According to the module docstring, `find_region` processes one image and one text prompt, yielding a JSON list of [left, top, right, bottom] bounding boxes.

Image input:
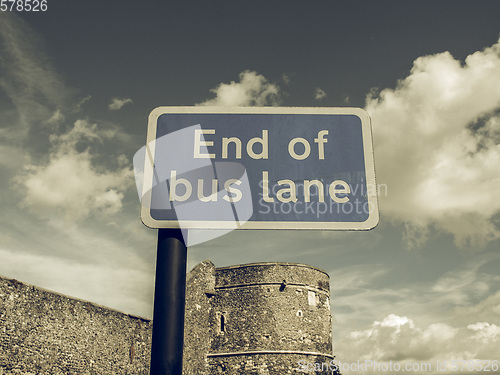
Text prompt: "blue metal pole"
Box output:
[[150, 229, 187, 375]]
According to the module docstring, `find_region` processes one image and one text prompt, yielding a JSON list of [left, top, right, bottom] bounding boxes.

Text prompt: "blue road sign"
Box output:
[[138, 107, 378, 230]]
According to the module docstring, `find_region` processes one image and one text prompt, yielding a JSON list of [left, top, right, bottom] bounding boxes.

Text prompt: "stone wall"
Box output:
[[207, 353, 337, 375], [0, 277, 152, 375], [213, 263, 332, 354], [183, 260, 216, 375], [185, 262, 336, 374]]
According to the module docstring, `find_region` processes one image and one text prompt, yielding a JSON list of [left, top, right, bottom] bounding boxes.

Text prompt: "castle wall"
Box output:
[[0, 277, 152, 375]]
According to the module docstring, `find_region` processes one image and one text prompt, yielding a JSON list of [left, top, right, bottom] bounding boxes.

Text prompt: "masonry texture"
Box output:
[[184, 261, 336, 375], [0, 277, 152, 375], [1, 261, 337, 374]]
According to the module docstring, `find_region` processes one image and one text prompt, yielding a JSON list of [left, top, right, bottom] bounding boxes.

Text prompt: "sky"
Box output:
[[1, 1, 500, 373]]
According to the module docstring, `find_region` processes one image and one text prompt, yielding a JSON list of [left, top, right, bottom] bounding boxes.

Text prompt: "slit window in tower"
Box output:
[[220, 314, 225, 333]]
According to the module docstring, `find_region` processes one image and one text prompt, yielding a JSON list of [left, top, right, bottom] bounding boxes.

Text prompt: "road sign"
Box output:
[[138, 106, 378, 230]]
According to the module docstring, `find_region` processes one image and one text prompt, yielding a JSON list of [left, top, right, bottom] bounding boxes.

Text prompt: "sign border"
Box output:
[[141, 106, 379, 231]]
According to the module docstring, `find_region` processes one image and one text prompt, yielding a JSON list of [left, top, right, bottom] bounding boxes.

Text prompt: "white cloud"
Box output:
[[467, 322, 500, 343], [198, 70, 281, 106], [74, 95, 92, 112], [366, 38, 500, 249], [108, 97, 133, 110], [43, 109, 65, 129], [0, 16, 134, 223], [334, 257, 500, 372], [338, 314, 500, 374], [16, 119, 133, 221], [454, 290, 500, 324], [314, 87, 327, 100], [431, 262, 494, 305], [331, 254, 500, 361]]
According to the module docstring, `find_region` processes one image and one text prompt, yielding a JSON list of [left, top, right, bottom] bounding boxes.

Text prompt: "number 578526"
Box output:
[[1, 0, 48, 12]]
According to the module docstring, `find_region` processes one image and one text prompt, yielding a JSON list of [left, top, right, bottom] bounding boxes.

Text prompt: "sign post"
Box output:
[[150, 229, 187, 375], [136, 106, 379, 375]]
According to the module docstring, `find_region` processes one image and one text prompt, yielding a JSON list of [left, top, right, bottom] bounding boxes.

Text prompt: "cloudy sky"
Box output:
[[1, 1, 500, 373]]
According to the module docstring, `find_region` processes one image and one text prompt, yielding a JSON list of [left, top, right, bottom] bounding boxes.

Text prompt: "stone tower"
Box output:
[[183, 261, 337, 374]]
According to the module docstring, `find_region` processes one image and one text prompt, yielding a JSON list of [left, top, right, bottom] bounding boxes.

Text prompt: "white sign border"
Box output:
[[141, 106, 379, 231]]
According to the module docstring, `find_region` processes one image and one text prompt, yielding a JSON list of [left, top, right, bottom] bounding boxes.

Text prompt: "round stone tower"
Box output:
[[183, 261, 337, 375]]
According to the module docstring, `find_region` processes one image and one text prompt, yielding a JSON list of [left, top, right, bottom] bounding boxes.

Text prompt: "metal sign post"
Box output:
[[150, 229, 187, 375]]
